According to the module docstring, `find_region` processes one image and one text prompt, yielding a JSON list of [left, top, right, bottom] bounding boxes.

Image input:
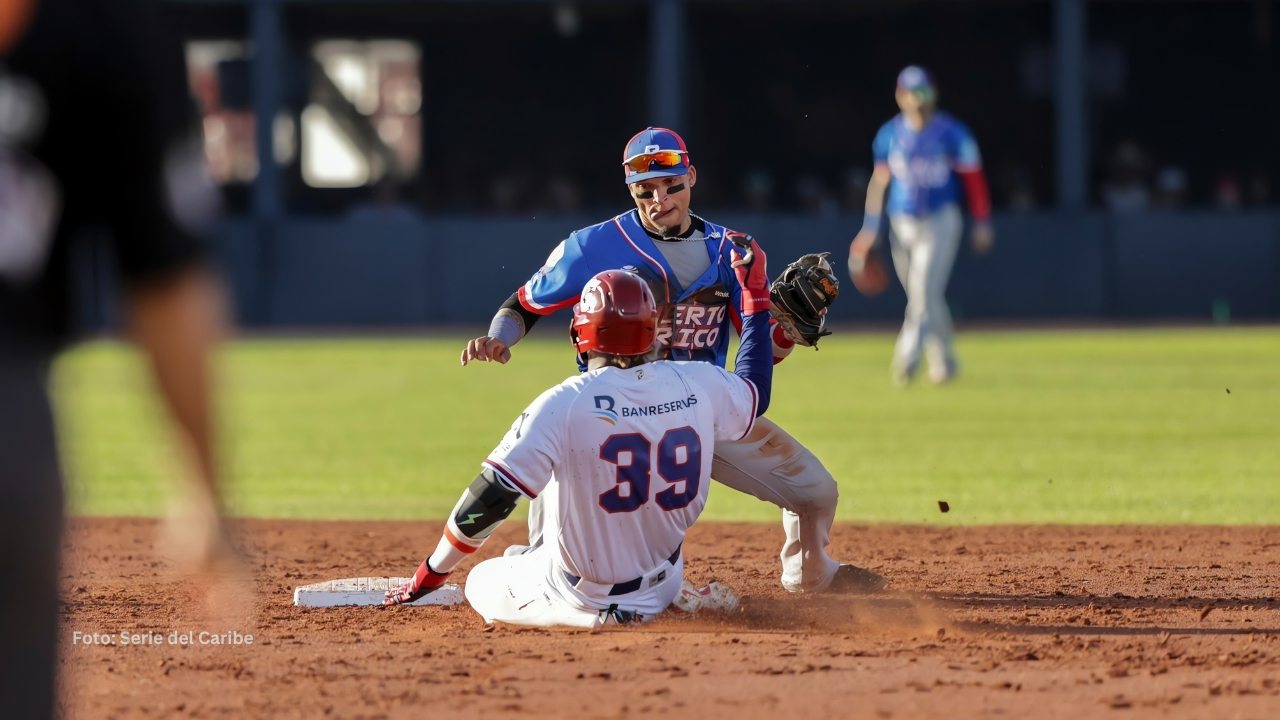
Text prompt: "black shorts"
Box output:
[[0, 355, 65, 720]]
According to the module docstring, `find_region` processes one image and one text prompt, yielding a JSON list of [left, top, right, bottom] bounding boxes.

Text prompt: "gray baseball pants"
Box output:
[[888, 203, 963, 380]]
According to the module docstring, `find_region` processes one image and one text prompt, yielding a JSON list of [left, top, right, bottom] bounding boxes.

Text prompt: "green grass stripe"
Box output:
[[53, 327, 1280, 524]]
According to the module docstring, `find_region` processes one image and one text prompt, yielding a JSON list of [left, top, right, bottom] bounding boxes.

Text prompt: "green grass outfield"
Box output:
[[53, 327, 1280, 524]]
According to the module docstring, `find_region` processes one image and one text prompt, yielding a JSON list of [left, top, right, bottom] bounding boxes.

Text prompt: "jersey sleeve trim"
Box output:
[[482, 458, 539, 499], [518, 284, 577, 315]]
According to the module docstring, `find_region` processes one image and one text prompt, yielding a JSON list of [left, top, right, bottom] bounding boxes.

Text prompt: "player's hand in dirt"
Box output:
[[971, 223, 995, 255], [460, 336, 511, 366], [382, 579, 427, 606], [383, 559, 450, 606]]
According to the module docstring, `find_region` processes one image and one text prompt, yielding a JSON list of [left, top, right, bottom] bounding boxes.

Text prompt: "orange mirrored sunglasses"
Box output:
[[623, 150, 688, 175]]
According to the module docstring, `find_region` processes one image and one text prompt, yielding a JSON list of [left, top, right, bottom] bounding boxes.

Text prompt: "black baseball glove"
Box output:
[[769, 252, 839, 348]]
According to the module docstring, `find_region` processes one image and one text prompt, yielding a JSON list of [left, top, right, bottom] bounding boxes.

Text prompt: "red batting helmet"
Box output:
[[571, 270, 658, 357]]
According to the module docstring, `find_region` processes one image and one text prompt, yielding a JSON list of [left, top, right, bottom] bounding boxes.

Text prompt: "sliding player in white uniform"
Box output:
[[384, 264, 774, 626]]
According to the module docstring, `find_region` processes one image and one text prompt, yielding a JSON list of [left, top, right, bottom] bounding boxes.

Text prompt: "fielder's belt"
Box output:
[[563, 544, 682, 596]]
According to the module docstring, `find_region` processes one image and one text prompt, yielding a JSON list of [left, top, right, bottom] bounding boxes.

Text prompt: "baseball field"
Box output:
[[55, 327, 1280, 718]]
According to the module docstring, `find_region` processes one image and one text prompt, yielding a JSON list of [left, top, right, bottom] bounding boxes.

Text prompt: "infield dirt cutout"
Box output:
[[60, 519, 1279, 718]]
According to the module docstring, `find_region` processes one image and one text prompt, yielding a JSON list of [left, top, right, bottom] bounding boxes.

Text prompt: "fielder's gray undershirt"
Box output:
[[652, 229, 711, 290]]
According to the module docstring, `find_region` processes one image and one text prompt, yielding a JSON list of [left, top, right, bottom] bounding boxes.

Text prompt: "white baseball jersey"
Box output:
[[483, 361, 758, 585]]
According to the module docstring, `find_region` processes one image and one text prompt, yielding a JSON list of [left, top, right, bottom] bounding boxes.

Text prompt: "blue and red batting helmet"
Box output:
[[571, 270, 658, 357], [621, 127, 691, 184]]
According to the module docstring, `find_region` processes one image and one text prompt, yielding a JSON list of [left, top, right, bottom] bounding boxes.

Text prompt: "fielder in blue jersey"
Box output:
[[460, 127, 885, 595], [851, 66, 994, 385], [515, 194, 746, 368]]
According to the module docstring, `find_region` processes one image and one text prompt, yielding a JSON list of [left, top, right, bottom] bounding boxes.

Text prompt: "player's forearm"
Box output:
[[408, 469, 522, 588], [126, 267, 226, 504], [957, 169, 992, 223], [733, 312, 773, 416], [860, 174, 890, 235], [488, 292, 541, 347]]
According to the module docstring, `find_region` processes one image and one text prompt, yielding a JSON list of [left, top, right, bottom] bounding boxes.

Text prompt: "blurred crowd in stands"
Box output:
[[184, 0, 1275, 218], [1099, 139, 1273, 213], [454, 156, 1274, 217]]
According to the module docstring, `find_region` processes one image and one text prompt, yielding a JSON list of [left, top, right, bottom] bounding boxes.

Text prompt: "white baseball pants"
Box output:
[[888, 203, 963, 380], [465, 539, 684, 628], [526, 416, 841, 594], [710, 416, 842, 592]]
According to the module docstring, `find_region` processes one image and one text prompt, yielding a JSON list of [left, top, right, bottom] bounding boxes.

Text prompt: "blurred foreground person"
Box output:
[[2, 0, 235, 716], [850, 66, 994, 385]]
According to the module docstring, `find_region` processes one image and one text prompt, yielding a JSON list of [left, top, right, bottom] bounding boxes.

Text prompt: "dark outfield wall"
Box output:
[[206, 212, 1280, 328]]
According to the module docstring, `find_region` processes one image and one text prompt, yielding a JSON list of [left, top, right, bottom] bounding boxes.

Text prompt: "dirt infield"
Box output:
[[59, 519, 1279, 719]]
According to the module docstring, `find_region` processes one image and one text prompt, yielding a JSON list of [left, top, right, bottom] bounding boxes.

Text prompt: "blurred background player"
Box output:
[[386, 267, 772, 626], [850, 66, 994, 385], [460, 127, 883, 595], [1, 1, 236, 716]]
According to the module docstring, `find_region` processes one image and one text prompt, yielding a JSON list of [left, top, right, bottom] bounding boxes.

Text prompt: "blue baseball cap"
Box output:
[[896, 65, 935, 92], [621, 127, 691, 184]]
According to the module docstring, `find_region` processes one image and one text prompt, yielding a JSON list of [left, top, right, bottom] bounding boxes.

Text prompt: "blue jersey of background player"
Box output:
[[873, 104, 985, 220], [463, 127, 793, 370]]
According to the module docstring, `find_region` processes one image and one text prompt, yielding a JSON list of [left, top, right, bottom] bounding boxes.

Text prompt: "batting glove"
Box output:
[[727, 231, 770, 316]]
